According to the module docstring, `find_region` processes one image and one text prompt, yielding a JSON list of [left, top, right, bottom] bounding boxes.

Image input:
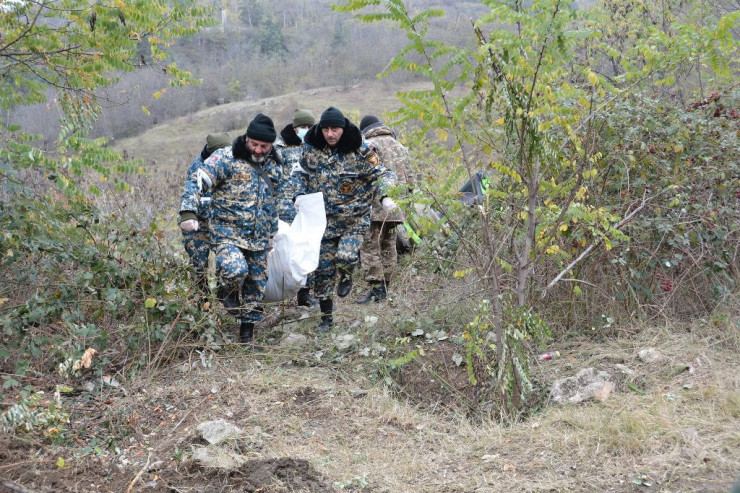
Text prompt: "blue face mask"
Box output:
[[296, 128, 309, 142]]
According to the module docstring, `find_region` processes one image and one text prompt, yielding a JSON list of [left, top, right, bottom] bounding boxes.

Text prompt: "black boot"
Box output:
[[239, 321, 254, 344], [337, 269, 353, 298], [297, 287, 318, 308], [317, 298, 333, 333], [357, 282, 386, 304]]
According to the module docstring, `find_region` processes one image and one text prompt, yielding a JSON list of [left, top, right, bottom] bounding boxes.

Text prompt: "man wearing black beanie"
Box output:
[[179, 113, 284, 346], [293, 106, 398, 332]]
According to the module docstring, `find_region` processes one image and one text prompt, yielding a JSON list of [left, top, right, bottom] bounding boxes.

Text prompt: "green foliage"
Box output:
[[464, 300, 551, 419], [257, 15, 288, 56], [0, 0, 216, 190], [0, 192, 215, 382], [335, 0, 739, 416]]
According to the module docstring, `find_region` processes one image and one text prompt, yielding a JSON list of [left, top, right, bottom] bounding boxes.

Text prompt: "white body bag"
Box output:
[[263, 192, 326, 302]]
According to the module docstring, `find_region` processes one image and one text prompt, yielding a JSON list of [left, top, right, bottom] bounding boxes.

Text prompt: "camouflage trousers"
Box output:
[[360, 221, 398, 284], [182, 225, 211, 293], [215, 244, 268, 322], [314, 234, 364, 299]]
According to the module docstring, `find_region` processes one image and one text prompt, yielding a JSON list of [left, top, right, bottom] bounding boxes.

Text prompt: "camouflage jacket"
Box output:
[[179, 135, 284, 251], [363, 124, 415, 222], [275, 124, 307, 223], [179, 152, 212, 222], [296, 120, 396, 238]]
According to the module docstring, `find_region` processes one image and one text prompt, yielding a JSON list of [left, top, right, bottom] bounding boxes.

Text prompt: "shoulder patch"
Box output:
[[360, 146, 380, 166]]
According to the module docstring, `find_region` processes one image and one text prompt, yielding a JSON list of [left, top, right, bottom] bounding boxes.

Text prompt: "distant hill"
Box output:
[[112, 79, 430, 174]]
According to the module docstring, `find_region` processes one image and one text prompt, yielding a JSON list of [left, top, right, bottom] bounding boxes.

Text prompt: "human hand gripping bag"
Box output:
[[263, 193, 326, 302]]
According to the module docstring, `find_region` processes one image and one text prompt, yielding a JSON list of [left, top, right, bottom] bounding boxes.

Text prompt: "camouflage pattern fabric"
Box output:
[[179, 153, 214, 292], [215, 244, 267, 322], [314, 234, 364, 298], [360, 221, 398, 284], [180, 135, 284, 320], [296, 123, 396, 239], [275, 124, 307, 223], [294, 120, 396, 298], [180, 153, 213, 221], [359, 124, 415, 285], [180, 142, 284, 252], [182, 228, 211, 287], [363, 124, 414, 223]]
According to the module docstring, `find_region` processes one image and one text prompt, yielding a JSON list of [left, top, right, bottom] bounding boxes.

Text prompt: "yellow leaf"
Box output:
[[604, 238, 612, 251], [144, 297, 157, 309], [57, 457, 65, 468], [496, 117, 504, 125], [418, 347, 426, 356], [559, 224, 568, 232], [573, 285, 582, 296], [141, 105, 150, 115], [588, 71, 599, 86], [673, 143, 684, 153]]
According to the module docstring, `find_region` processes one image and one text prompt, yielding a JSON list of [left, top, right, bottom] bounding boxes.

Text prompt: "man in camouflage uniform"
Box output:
[[357, 116, 415, 303], [179, 114, 284, 344], [179, 133, 231, 297], [275, 108, 318, 308], [294, 107, 397, 332]]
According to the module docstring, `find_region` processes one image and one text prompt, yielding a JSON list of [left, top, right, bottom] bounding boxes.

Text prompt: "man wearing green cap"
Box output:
[[179, 133, 231, 297], [275, 108, 320, 308], [179, 114, 285, 345]]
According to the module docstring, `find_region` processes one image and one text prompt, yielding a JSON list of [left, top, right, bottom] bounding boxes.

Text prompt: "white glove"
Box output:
[[382, 197, 398, 212], [180, 219, 199, 232], [294, 195, 304, 213]]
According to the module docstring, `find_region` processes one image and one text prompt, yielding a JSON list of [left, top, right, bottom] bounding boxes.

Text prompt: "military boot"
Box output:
[[296, 287, 318, 308], [317, 298, 333, 333], [239, 321, 254, 344], [357, 282, 387, 304], [337, 268, 353, 298]]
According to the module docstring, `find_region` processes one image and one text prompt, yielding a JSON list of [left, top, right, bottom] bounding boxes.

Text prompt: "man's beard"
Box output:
[[250, 154, 266, 164]]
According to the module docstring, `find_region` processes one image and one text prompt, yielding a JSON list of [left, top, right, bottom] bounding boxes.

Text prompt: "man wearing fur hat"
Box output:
[[295, 106, 397, 332], [275, 108, 319, 308], [179, 114, 284, 344], [179, 133, 231, 297], [357, 115, 415, 303]]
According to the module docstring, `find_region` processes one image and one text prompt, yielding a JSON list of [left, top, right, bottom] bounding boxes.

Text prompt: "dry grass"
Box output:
[[83, 316, 738, 492]]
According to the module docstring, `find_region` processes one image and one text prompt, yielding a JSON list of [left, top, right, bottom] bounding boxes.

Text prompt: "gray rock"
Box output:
[[196, 419, 242, 445], [280, 332, 308, 346], [638, 347, 662, 363], [550, 368, 614, 404], [191, 446, 245, 470]]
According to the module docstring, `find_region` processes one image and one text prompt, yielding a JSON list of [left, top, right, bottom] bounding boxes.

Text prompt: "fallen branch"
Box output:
[[125, 450, 152, 493], [542, 190, 658, 297]]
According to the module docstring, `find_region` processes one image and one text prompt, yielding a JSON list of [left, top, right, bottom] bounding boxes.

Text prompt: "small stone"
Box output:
[[638, 347, 662, 363], [280, 332, 308, 346]]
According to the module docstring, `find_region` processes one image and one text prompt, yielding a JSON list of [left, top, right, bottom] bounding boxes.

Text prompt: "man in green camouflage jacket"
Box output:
[[294, 107, 397, 332], [357, 116, 415, 303]]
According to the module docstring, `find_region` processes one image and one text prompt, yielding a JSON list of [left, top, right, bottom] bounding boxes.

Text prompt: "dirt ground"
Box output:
[[1, 313, 738, 492]]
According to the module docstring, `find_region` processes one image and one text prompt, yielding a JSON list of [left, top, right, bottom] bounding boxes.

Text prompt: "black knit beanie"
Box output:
[[359, 115, 381, 132], [319, 106, 345, 128], [246, 113, 277, 142]]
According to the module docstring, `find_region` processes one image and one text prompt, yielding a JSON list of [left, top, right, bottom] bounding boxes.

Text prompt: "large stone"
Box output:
[[550, 368, 614, 404], [196, 419, 242, 445]]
